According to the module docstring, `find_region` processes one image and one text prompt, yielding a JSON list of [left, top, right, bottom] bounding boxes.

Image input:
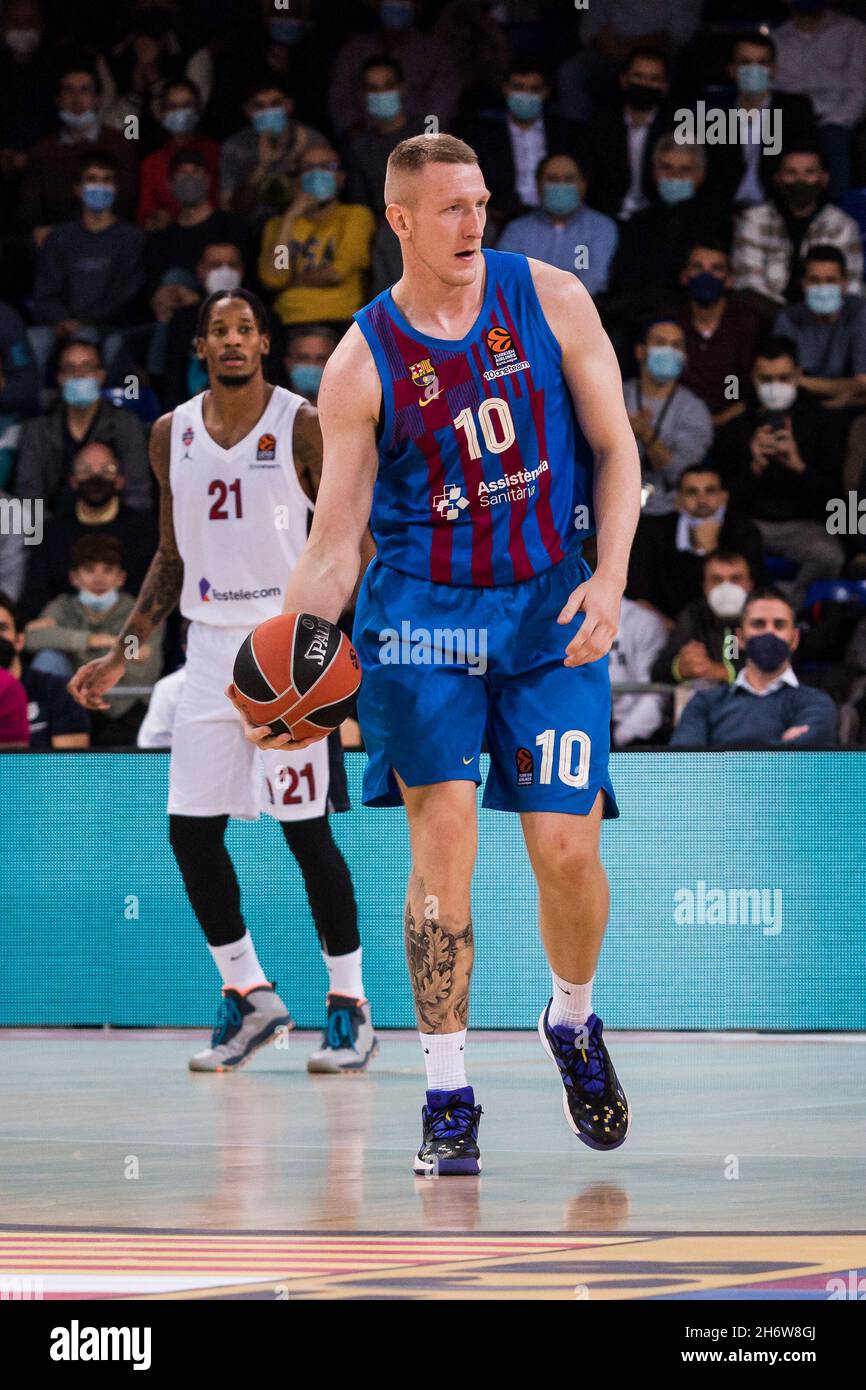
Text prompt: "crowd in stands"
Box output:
[[1, 0, 866, 751]]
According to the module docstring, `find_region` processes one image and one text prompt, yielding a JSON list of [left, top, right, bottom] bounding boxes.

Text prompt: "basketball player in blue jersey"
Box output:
[[69, 289, 378, 1076], [235, 134, 642, 1175]]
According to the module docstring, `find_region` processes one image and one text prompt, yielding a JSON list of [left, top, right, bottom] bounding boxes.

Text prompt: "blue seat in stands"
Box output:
[[839, 189, 866, 252], [764, 555, 798, 581], [803, 579, 866, 609]]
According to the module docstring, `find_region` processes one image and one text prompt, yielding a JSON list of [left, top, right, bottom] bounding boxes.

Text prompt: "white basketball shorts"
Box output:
[[167, 620, 330, 821]]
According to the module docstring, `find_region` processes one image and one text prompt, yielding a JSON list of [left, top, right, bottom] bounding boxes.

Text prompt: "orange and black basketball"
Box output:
[[486, 325, 512, 353], [232, 613, 361, 739]]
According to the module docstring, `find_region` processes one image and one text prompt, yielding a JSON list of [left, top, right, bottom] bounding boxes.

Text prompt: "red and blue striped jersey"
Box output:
[[353, 249, 595, 587]]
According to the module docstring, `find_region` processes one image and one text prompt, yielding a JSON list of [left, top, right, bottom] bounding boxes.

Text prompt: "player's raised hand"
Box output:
[[224, 683, 321, 751], [67, 649, 127, 711], [557, 573, 621, 667]]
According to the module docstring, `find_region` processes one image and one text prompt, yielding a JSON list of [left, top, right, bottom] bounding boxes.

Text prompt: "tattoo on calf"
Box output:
[[404, 882, 473, 1032]]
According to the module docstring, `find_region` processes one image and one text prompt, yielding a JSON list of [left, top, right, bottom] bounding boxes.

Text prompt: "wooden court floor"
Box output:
[[1, 1031, 863, 1300]]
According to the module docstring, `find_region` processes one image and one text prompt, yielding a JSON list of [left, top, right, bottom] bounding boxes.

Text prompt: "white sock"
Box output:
[[420, 1030, 468, 1091], [323, 946, 364, 999], [548, 970, 594, 1029], [208, 933, 269, 993]]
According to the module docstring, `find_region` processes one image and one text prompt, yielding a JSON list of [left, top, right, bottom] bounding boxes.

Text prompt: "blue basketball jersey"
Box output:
[[353, 249, 595, 587]]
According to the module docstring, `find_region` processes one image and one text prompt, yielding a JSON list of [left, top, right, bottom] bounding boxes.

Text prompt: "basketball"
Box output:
[[232, 612, 361, 739], [486, 325, 512, 352]]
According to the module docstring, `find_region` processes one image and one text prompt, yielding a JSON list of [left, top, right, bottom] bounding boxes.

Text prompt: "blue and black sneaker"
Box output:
[[538, 1004, 630, 1151], [413, 1085, 483, 1176]]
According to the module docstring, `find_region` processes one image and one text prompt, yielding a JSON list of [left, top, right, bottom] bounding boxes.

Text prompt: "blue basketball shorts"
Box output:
[[352, 546, 618, 818]]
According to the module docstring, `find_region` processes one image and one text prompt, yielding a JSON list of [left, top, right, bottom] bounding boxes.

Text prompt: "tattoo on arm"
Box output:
[[119, 413, 184, 648], [404, 875, 473, 1033]]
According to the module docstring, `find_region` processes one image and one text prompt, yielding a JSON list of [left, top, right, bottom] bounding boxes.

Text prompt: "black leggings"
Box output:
[[168, 814, 359, 955]]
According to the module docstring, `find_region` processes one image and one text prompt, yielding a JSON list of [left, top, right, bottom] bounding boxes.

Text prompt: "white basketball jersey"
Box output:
[[170, 386, 313, 627]]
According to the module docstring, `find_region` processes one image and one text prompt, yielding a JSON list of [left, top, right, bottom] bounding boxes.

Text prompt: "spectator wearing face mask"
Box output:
[[579, 46, 675, 222], [25, 534, 162, 745], [21, 440, 158, 620], [713, 335, 846, 609], [159, 242, 287, 411], [675, 241, 762, 429], [258, 143, 375, 327], [773, 0, 866, 200], [0, 589, 86, 747], [29, 152, 145, 377], [282, 324, 338, 404], [344, 56, 427, 211], [16, 65, 138, 238], [609, 595, 668, 749], [731, 145, 863, 317], [14, 337, 151, 516], [602, 136, 730, 342], [496, 153, 618, 297], [144, 149, 248, 295], [670, 586, 838, 747], [708, 31, 817, 212], [136, 79, 220, 232], [220, 78, 327, 223], [0, 299, 40, 490], [557, 0, 702, 122], [652, 550, 754, 687], [628, 464, 765, 623], [99, 8, 212, 148], [329, 0, 460, 141], [0, 0, 60, 175], [458, 59, 581, 228], [774, 244, 866, 411], [624, 317, 714, 516]]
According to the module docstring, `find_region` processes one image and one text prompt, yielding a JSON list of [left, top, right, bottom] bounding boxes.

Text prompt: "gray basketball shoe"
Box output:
[[307, 994, 379, 1074], [189, 984, 294, 1072]]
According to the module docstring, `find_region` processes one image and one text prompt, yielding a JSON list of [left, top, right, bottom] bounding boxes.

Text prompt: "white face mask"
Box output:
[[204, 265, 242, 295], [6, 27, 41, 56], [707, 581, 749, 619], [756, 380, 796, 411]]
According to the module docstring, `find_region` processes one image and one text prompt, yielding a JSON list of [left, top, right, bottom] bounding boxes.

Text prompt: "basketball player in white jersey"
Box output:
[[69, 289, 378, 1074]]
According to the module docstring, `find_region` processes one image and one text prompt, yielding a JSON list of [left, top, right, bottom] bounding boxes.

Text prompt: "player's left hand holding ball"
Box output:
[[557, 572, 621, 667], [226, 611, 361, 750]]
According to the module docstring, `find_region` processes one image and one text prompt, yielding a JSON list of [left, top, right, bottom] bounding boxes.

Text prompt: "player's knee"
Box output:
[[168, 814, 227, 861], [414, 803, 476, 866], [531, 824, 601, 885]]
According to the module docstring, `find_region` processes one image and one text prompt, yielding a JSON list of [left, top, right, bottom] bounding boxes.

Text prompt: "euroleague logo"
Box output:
[[483, 324, 529, 382], [256, 432, 276, 461], [515, 746, 534, 787]]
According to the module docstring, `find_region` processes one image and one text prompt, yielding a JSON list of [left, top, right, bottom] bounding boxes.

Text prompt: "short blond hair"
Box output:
[[384, 132, 479, 204]]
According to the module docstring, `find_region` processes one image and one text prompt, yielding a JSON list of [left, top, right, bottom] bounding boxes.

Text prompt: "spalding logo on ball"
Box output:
[[232, 613, 361, 739]]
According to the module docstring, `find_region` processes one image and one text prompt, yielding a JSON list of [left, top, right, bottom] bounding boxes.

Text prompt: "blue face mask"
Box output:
[[746, 632, 790, 672], [78, 587, 119, 612], [736, 63, 771, 95], [507, 90, 543, 122], [62, 376, 102, 407], [686, 271, 726, 306], [162, 106, 198, 135], [290, 363, 324, 397], [366, 88, 402, 121], [252, 105, 288, 137], [380, 1, 414, 32], [268, 16, 304, 45], [658, 177, 695, 205], [645, 345, 685, 383], [301, 167, 337, 202], [805, 282, 843, 315], [541, 182, 580, 217], [59, 107, 97, 129], [81, 182, 116, 212]]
